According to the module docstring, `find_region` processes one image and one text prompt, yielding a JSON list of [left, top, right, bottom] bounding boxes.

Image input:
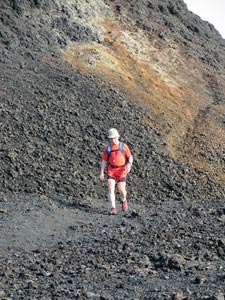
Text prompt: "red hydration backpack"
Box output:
[[107, 141, 126, 167]]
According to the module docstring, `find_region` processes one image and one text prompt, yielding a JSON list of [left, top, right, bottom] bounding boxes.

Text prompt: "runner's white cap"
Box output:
[[108, 128, 119, 138]]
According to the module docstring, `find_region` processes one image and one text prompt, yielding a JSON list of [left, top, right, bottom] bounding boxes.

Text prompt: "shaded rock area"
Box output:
[[0, 0, 225, 299]]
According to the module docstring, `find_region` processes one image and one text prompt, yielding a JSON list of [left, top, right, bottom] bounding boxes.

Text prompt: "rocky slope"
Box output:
[[0, 0, 225, 299], [0, 0, 225, 202]]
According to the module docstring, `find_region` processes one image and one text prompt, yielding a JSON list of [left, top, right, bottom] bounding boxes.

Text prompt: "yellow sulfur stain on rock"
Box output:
[[61, 16, 225, 183]]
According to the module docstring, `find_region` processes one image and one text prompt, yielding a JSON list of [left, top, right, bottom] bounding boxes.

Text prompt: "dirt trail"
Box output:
[[0, 193, 225, 299]]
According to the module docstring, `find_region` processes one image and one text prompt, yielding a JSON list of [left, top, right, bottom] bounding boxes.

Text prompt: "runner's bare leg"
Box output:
[[117, 181, 127, 202], [108, 178, 116, 208]]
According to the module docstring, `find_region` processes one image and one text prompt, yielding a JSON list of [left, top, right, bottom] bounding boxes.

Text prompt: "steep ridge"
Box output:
[[0, 0, 225, 202], [62, 0, 225, 182]]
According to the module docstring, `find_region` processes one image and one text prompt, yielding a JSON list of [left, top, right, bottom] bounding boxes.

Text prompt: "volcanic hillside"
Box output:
[[1, 1, 225, 300], [1, 0, 225, 202]]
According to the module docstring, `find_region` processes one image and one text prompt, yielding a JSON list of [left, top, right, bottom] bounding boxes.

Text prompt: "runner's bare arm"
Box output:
[[126, 155, 133, 173], [99, 160, 108, 181]]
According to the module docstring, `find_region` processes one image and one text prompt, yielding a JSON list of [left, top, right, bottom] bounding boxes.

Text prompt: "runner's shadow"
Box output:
[[49, 194, 90, 209], [48, 194, 104, 215]]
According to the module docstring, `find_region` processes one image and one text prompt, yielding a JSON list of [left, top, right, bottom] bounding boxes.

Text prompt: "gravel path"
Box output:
[[0, 193, 225, 299]]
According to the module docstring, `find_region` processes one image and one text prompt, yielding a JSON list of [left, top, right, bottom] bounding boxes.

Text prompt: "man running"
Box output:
[[99, 128, 133, 215]]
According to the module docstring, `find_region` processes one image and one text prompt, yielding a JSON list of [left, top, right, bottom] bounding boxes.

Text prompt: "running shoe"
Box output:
[[122, 200, 128, 212], [109, 207, 117, 215]]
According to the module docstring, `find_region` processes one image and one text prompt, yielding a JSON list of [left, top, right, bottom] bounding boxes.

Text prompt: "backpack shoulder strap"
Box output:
[[119, 141, 124, 153], [107, 144, 111, 159]]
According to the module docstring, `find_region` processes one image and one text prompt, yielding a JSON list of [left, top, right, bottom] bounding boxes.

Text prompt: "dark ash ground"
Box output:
[[0, 194, 225, 299]]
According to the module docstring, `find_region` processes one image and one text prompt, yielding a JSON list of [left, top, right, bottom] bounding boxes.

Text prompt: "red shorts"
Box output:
[[107, 166, 127, 182], [108, 176, 126, 182]]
